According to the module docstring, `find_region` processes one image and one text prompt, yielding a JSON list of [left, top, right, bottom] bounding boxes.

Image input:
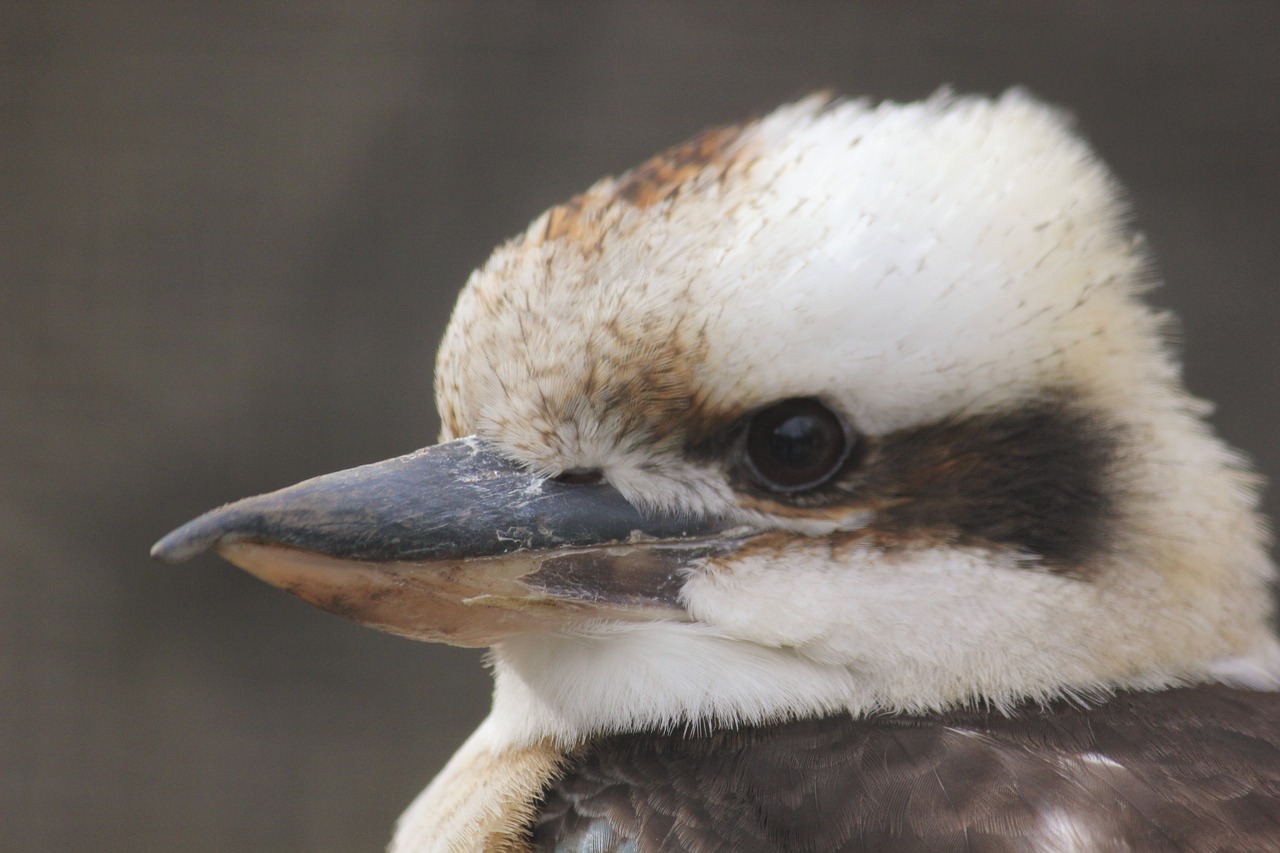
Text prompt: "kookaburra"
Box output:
[[154, 92, 1280, 852]]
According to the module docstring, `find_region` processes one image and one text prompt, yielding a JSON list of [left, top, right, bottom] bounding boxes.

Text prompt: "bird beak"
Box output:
[[151, 437, 734, 647]]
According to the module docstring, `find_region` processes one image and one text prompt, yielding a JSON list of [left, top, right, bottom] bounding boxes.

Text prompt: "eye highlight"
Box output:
[[743, 398, 857, 492]]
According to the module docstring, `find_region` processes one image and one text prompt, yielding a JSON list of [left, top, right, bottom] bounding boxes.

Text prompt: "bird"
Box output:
[[153, 91, 1280, 852]]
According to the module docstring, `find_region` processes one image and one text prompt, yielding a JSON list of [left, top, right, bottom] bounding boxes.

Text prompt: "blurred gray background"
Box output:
[[4, 2, 1278, 851]]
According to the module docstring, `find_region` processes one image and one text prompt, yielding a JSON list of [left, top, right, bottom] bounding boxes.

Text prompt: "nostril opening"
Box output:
[[553, 468, 605, 486]]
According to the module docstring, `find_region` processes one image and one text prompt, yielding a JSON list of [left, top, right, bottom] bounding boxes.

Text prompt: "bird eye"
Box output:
[[743, 398, 855, 492]]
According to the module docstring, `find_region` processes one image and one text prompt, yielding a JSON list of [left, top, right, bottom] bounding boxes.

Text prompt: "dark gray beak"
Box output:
[[152, 437, 734, 647]]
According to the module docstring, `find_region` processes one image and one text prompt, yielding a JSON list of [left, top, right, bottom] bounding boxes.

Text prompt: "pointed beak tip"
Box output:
[[150, 517, 224, 564]]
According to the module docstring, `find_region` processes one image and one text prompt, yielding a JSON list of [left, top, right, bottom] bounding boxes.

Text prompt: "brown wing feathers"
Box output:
[[530, 686, 1280, 852]]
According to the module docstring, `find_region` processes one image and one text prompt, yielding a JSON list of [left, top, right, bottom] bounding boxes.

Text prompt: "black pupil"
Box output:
[[745, 399, 850, 491], [771, 416, 827, 467]]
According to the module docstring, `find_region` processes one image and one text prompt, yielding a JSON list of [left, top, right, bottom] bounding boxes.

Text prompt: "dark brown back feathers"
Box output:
[[531, 686, 1280, 852]]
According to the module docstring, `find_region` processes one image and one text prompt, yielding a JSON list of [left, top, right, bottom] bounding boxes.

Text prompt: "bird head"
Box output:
[[154, 92, 1278, 747]]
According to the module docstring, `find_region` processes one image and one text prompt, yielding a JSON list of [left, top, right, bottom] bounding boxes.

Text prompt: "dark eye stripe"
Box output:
[[718, 392, 1123, 574], [851, 397, 1122, 571]]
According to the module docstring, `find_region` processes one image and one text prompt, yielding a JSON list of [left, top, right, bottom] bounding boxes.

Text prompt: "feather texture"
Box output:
[[532, 686, 1280, 852]]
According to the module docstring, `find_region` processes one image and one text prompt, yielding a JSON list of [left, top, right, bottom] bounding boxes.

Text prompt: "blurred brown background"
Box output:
[[4, 2, 1278, 851]]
